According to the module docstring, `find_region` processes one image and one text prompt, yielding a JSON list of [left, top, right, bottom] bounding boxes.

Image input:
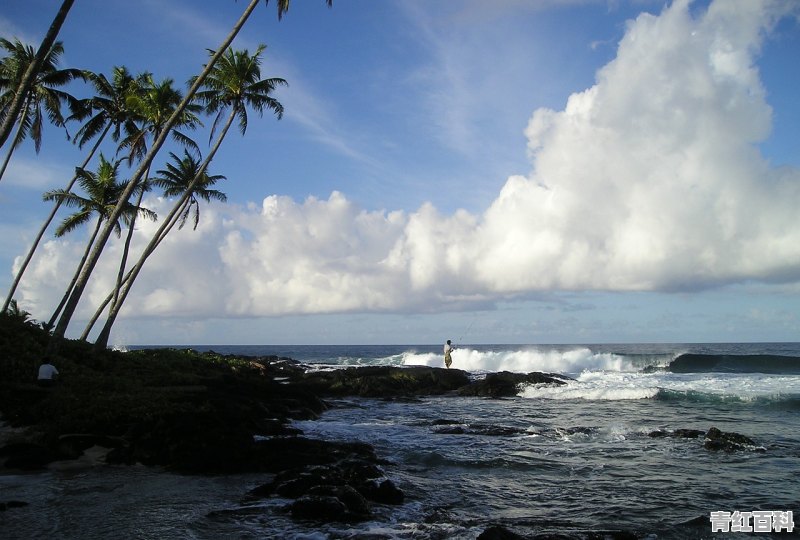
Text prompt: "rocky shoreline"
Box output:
[[0, 315, 573, 536], [0, 316, 767, 538]]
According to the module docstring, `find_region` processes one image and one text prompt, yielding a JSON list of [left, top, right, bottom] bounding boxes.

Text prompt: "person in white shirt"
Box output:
[[443, 340, 454, 369], [37, 359, 59, 387]]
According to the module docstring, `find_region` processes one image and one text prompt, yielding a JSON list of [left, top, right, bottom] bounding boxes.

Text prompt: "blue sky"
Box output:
[[1, 0, 799, 346]]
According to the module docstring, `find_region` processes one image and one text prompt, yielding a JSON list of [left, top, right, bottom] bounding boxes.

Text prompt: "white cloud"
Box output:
[[12, 0, 800, 326], [3, 157, 72, 190], [0, 15, 36, 45]]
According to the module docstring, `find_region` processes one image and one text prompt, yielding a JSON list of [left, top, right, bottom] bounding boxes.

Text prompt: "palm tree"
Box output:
[[3, 299, 32, 324], [87, 150, 226, 344], [71, 66, 142, 150], [0, 38, 82, 183], [2, 66, 142, 314], [107, 75, 201, 323], [193, 44, 286, 146], [51, 0, 332, 347], [154, 150, 227, 231], [91, 45, 285, 349], [0, 0, 74, 149], [119, 73, 201, 163], [42, 154, 155, 328]]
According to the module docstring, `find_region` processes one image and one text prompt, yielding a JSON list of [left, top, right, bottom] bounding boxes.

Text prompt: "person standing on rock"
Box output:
[[443, 340, 454, 369]]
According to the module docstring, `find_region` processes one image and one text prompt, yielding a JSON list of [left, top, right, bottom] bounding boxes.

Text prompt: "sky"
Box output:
[[0, 0, 799, 346]]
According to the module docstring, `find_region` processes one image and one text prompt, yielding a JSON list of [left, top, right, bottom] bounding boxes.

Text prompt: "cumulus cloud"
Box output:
[[13, 0, 800, 322]]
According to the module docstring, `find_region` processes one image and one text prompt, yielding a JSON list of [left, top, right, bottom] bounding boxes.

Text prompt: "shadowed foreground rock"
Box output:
[[248, 447, 404, 523]]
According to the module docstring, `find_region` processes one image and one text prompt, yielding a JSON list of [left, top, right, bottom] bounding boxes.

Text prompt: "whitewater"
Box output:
[[3, 341, 800, 539]]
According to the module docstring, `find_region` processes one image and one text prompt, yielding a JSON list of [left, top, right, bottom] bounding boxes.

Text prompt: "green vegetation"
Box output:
[[0, 312, 304, 455]]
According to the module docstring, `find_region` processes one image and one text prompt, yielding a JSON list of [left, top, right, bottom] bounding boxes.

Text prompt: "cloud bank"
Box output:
[[14, 0, 800, 322]]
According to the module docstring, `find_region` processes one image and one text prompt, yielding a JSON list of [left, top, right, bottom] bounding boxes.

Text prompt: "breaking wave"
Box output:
[[400, 347, 658, 374]]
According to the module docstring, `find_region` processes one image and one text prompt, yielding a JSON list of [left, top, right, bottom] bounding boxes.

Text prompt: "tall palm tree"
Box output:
[[0, 38, 83, 183], [119, 73, 201, 163], [92, 45, 285, 349], [2, 66, 142, 314], [193, 44, 286, 146], [51, 0, 332, 347], [71, 66, 142, 150], [87, 151, 226, 344], [107, 74, 201, 323], [43, 154, 155, 328], [0, 0, 74, 149]]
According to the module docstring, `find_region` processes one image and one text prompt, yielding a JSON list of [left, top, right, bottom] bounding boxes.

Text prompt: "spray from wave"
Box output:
[[401, 347, 641, 374]]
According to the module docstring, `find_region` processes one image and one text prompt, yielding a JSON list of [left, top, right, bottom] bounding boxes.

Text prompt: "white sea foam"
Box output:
[[401, 347, 634, 373], [519, 371, 800, 402]]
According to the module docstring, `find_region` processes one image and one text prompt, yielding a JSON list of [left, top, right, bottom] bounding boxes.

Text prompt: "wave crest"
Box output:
[[401, 347, 636, 374]]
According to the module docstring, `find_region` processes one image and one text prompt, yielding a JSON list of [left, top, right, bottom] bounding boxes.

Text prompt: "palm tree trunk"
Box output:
[[52, 0, 261, 346], [110, 167, 149, 313], [0, 97, 32, 184], [81, 200, 187, 341], [0, 0, 74, 149], [2, 123, 111, 314], [47, 217, 104, 328], [93, 110, 237, 350]]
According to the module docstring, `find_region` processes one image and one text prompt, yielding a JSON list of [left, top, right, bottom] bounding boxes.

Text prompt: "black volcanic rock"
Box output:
[[704, 426, 762, 452], [458, 371, 568, 398], [296, 366, 471, 397]]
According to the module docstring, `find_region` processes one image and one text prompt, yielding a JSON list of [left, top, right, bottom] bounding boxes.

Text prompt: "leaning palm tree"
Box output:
[[0, 38, 83, 183], [108, 74, 201, 321], [52, 0, 332, 347], [193, 44, 286, 148], [86, 150, 226, 344], [0, 0, 74, 149], [91, 45, 284, 349], [119, 73, 201, 164], [154, 150, 227, 231], [2, 66, 142, 314], [71, 66, 142, 150], [43, 154, 155, 328]]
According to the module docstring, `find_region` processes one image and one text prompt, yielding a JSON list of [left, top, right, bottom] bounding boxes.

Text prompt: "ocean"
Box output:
[[2, 342, 800, 539]]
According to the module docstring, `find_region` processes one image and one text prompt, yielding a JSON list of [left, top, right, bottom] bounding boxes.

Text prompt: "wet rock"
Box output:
[[358, 479, 404, 505], [458, 371, 568, 398], [648, 428, 704, 439], [287, 484, 373, 523], [308, 485, 371, 517], [249, 453, 396, 515], [253, 437, 382, 473], [478, 525, 526, 540], [0, 501, 29, 512], [297, 366, 471, 398], [704, 427, 763, 452], [431, 418, 461, 426], [434, 425, 467, 434], [289, 494, 349, 522], [674, 428, 705, 438], [434, 423, 526, 437]]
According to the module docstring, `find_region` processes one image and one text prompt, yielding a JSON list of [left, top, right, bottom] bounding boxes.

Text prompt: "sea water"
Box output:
[[2, 342, 800, 539]]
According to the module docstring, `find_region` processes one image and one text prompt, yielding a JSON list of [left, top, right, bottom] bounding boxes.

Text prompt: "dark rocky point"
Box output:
[[704, 426, 763, 452], [458, 371, 569, 398]]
